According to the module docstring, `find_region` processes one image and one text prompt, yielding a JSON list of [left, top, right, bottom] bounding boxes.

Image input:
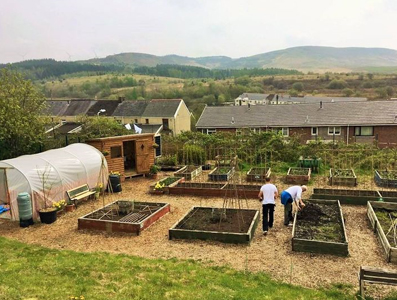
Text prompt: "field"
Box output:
[[1, 174, 397, 299]]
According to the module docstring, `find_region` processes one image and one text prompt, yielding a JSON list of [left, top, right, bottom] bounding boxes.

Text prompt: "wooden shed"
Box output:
[[86, 134, 155, 181]]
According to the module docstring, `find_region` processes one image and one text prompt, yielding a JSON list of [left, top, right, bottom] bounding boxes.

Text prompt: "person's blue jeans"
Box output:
[[281, 191, 293, 225]]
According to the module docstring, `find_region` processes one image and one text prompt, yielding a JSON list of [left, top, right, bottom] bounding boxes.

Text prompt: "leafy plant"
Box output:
[[149, 165, 160, 174]]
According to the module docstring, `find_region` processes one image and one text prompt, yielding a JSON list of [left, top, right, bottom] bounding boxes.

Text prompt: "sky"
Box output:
[[1, 0, 397, 63]]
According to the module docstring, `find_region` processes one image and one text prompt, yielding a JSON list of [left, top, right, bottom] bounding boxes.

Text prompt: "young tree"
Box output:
[[0, 69, 48, 159]]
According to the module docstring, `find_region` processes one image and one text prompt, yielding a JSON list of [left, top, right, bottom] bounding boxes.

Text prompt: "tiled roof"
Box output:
[[196, 100, 397, 128], [44, 101, 69, 116], [56, 122, 82, 134], [86, 100, 121, 116], [142, 99, 182, 117], [62, 100, 96, 116], [113, 101, 148, 116]]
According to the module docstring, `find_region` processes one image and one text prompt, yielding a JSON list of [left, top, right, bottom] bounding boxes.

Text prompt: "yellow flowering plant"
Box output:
[[154, 182, 165, 191], [52, 199, 66, 211], [95, 182, 104, 193]]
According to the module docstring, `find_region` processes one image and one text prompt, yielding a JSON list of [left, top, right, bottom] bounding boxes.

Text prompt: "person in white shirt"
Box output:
[[280, 185, 307, 226], [258, 177, 279, 235]]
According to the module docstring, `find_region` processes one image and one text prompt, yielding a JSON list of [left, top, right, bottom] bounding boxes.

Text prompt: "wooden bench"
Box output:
[[359, 266, 397, 298], [67, 184, 96, 208]]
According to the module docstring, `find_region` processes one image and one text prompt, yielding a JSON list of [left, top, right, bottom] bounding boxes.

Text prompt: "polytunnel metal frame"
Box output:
[[0, 144, 108, 221]]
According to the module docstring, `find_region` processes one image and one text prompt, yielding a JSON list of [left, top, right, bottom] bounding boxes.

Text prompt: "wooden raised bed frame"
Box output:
[[174, 165, 203, 180], [208, 167, 234, 181], [311, 188, 382, 205], [169, 206, 259, 244], [292, 199, 349, 256], [329, 168, 357, 186], [286, 167, 311, 184], [246, 167, 271, 182], [375, 170, 397, 188], [78, 200, 170, 235], [367, 201, 397, 263]]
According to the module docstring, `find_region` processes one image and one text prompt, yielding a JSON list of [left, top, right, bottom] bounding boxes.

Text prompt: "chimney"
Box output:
[[320, 101, 323, 109]]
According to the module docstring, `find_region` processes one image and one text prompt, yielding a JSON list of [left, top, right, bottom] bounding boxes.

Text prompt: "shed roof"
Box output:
[[196, 100, 397, 128]]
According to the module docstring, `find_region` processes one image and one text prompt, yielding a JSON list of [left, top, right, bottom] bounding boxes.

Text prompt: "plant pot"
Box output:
[[95, 192, 100, 199], [65, 204, 75, 212], [39, 208, 57, 224], [150, 174, 158, 180]]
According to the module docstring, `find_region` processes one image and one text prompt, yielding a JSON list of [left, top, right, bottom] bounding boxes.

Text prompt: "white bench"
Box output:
[[66, 184, 95, 208]]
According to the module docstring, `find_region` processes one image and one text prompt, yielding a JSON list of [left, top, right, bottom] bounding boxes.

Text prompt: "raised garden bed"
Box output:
[[208, 167, 234, 181], [174, 165, 203, 180], [159, 165, 182, 171], [224, 184, 262, 198], [298, 156, 322, 173], [367, 201, 397, 263], [286, 167, 311, 184], [329, 168, 357, 186], [78, 200, 170, 235], [246, 167, 271, 182], [311, 188, 382, 205], [169, 206, 259, 244], [379, 191, 397, 203], [168, 182, 227, 197], [149, 176, 182, 195], [292, 199, 348, 256], [375, 170, 397, 188]]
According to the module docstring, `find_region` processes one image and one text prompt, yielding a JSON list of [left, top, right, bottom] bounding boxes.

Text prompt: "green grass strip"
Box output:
[[0, 236, 355, 300]]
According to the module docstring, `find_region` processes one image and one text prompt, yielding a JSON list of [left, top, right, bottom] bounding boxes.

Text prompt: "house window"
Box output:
[[250, 128, 261, 133], [273, 127, 289, 137], [135, 119, 138, 123], [110, 146, 122, 158], [311, 127, 318, 136], [355, 126, 374, 136], [145, 119, 149, 124], [328, 127, 341, 135], [206, 129, 216, 135], [162, 119, 169, 130]]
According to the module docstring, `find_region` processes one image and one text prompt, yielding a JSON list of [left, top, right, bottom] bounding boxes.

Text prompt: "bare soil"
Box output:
[[295, 202, 344, 243], [0, 173, 396, 290], [175, 207, 256, 233]]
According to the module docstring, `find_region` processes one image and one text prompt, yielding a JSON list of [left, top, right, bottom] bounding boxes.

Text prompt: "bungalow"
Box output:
[[196, 100, 397, 148]]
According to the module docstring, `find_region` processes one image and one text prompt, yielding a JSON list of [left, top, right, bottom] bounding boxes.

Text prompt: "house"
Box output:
[[235, 93, 367, 106], [45, 98, 191, 136], [196, 100, 397, 148]]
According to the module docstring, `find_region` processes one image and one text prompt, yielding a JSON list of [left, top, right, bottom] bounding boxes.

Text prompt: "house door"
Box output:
[[135, 139, 152, 173], [123, 141, 136, 172]]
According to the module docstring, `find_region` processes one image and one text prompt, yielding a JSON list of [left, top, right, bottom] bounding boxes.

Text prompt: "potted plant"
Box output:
[[65, 199, 75, 212], [149, 165, 160, 179], [53, 199, 66, 216], [152, 143, 159, 149], [95, 183, 103, 199], [37, 165, 58, 224]]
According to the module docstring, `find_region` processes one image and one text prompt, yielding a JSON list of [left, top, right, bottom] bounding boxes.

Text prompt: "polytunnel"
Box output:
[[0, 143, 108, 221]]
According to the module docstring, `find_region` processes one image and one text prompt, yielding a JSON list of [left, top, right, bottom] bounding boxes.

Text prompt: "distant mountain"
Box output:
[[84, 46, 397, 72]]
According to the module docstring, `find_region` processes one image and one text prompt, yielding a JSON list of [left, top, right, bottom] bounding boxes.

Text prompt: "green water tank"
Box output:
[[17, 192, 33, 221]]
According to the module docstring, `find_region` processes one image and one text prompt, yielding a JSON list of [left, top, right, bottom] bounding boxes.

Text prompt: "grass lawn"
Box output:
[[0, 236, 355, 300]]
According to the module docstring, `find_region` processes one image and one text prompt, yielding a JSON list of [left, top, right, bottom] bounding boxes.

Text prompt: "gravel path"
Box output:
[[0, 174, 396, 289]]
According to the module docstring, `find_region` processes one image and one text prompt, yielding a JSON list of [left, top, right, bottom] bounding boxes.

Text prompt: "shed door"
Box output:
[[135, 139, 152, 173]]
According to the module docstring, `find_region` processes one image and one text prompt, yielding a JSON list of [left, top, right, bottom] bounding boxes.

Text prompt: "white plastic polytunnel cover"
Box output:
[[0, 143, 108, 221]]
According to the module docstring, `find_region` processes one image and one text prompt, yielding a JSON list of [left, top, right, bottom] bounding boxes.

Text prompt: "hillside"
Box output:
[[83, 46, 397, 72]]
